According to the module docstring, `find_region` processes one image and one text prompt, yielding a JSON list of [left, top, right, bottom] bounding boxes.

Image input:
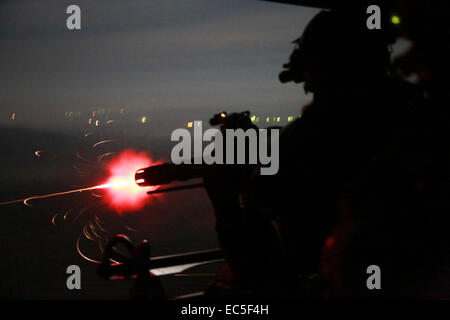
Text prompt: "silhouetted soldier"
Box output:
[[321, 1, 450, 298], [253, 9, 412, 297], [204, 8, 410, 298]]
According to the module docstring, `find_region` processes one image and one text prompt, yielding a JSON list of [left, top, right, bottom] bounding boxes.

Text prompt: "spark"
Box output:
[[51, 213, 58, 226], [0, 179, 133, 207], [98, 152, 115, 162], [94, 215, 107, 233], [64, 208, 73, 221], [92, 140, 121, 148], [72, 206, 90, 224], [0, 198, 28, 206], [91, 192, 103, 198], [83, 225, 95, 241], [0, 149, 160, 215], [126, 226, 137, 232], [75, 152, 92, 163], [88, 221, 103, 239], [76, 233, 100, 264]]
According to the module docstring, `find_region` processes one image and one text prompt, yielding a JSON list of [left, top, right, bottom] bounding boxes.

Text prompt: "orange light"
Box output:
[[99, 150, 159, 214]]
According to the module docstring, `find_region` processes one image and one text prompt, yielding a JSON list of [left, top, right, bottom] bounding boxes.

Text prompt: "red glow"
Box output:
[[99, 149, 160, 214], [325, 236, 335, 248]]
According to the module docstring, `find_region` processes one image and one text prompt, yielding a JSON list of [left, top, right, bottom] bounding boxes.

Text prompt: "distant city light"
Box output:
[[54, 109, 309, 128]]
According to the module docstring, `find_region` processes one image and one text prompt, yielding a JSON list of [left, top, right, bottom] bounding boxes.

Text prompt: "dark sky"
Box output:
[[0, 0, 320, 129]]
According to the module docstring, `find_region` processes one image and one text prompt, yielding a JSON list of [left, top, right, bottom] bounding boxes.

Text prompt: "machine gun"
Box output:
[[98, 234, 224, 299], [98, 111, 255, 299], [135, 110, 255, 188]]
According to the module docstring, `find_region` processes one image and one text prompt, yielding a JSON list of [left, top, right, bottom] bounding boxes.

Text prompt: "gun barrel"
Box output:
[[135, 163, 207, 187]]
